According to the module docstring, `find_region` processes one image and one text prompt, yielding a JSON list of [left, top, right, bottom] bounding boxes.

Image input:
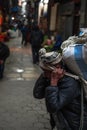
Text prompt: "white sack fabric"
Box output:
[[62, 44, 87, 80]]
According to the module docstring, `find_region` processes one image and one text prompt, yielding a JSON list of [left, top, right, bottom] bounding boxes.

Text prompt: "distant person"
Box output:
[[20, 23, 28, 46], [42, 35, 53, 47], [30, 25, 44, 64], [52, 31, 62, 51], [41, 35, 54, 52], [17, 20, 22, 37], [0, 42, 10, 79]]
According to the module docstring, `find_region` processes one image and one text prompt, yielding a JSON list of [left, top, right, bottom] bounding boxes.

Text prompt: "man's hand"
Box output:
[[51, 67, 65, 86]]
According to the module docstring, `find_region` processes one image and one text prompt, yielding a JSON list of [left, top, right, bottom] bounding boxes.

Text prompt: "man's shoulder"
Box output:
[[61, 75, 80, 86]]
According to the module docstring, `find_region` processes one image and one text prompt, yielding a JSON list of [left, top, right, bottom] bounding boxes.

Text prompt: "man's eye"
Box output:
[[57, 66, 60, 68]]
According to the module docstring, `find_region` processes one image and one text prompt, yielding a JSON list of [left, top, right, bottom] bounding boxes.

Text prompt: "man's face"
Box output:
[[43, 63, 62, 79]]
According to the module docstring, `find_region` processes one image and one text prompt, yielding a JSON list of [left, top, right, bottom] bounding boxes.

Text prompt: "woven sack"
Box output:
[[62, 44, 87, 80], [62, 43, 87, 98]]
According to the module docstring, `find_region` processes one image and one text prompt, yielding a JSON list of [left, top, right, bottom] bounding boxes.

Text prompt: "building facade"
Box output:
[[47, 0, 81, 40]]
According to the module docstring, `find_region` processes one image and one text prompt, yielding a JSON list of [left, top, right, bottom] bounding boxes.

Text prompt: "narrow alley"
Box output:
[[0, 32, 51, 130]]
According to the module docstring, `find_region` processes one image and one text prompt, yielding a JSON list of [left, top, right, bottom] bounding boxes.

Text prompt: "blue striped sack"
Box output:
[[62, 44, 87, 98]]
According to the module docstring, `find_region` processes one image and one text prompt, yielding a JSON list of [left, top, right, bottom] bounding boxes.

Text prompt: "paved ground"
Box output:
[[0, 31, 52, 130]]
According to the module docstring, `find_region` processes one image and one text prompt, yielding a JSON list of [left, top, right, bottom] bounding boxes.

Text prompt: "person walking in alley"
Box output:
[[52, 31, 62, 51], [30, 24, 44, 64], [0, 41, 10, 79], [20, 23, 29, 46], [17, 20, 22, 37], [33, 48, 87, 130]]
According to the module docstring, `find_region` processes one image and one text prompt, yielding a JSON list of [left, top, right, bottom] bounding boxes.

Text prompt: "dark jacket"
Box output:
[[52, 35, 62, 51], [33, 73, 87, 130], [30, 26, 44, 48], [20, 25, 28, 37]]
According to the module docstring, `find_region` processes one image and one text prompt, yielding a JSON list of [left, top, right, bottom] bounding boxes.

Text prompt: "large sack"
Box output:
[[61, 35, 87, 50], [61, 36, 78, 49], [62, 43, 87, 80]]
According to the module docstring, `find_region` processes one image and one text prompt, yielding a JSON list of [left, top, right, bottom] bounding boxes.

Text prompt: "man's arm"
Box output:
[[33, 73, 49, 99], [45, 76, 80, 113]]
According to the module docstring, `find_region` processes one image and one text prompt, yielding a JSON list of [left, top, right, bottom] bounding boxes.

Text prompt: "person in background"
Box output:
[[42, 35, 52, 46], [30, 24, 44, 64], [0, 59, 4, 79], [41, 34, 54, 52], [33, 48, 87, 130], [52, 31, 62, 51], [20, 23, 29, 46], [17, 20, 22, 37], [0, 41, 10, 79]]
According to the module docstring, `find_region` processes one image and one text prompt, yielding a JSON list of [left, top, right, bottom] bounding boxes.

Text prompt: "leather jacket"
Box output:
[[33, 73, 87, 130]]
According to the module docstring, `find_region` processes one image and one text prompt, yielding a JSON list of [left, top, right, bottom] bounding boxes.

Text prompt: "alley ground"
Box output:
[[0, 31, 51, 130]]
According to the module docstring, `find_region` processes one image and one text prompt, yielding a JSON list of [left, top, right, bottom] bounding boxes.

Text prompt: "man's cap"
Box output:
[[39, 48, 62, 71]]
